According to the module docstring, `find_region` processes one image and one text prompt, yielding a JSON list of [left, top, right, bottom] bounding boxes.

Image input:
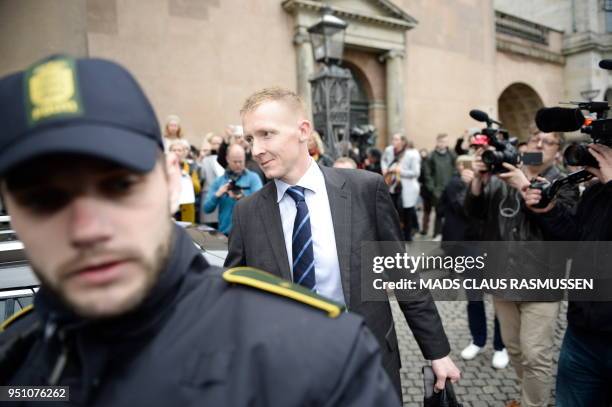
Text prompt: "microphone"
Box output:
[[469, 109, 489, 122], [469, 109, 502, 125], [535, 107, 585, 132], [599, 59, 612, 70]]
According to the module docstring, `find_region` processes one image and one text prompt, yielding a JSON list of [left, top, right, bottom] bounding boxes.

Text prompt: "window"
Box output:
[[605, 0, 612, 32]]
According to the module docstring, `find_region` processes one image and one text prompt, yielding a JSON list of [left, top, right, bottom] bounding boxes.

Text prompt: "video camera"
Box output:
[[469, 109, 519, 173], [349, 124, 377, 162], [535, 59, 612, 168], [526, 58, 612, 206]]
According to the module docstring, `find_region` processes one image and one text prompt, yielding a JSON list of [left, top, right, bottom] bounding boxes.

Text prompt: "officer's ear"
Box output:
[[164, 152, 181, 215]]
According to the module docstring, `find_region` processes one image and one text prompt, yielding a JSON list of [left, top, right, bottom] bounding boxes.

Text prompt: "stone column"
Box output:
[[381, 49, 405, 138], [294, 27, 315, 119], [0, 0, 88, 77]]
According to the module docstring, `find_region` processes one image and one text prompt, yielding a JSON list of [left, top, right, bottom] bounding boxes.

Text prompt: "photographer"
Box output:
[[204, 143, 262, 235], [464, 131, 579, 407], [522, 143, 612, 407]]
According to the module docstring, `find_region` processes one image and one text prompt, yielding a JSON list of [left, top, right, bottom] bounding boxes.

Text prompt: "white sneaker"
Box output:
[[460, 342, 482, 360], [492, 348, 509, 369]]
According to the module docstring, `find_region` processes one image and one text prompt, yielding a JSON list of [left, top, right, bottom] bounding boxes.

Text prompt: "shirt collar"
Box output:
[[274, 158, 325, 203]]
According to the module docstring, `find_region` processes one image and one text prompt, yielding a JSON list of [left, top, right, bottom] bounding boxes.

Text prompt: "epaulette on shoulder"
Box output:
[[223, 267, 345, 318], [0, 304, 34, 332]]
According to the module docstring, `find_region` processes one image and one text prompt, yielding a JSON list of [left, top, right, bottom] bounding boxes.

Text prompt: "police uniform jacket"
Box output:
[[0, 225, 400, 407]]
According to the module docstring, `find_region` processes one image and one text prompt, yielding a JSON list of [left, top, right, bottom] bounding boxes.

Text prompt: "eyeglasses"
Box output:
[[527, 137, 559, 148]]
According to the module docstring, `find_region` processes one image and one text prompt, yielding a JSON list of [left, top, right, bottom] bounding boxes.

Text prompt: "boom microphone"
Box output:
[[469, 109, 489, 122], [599, 59, 612, 70], [535, 107, 585, 133], [469, 109, 502, 125]]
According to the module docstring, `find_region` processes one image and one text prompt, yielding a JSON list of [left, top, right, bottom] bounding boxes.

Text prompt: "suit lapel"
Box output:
[[258, 182, 292, 280], [320, 166, 352, 307]]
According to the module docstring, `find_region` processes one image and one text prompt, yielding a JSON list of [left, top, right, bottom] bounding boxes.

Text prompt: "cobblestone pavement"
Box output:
[[391, 296, 568, 407]]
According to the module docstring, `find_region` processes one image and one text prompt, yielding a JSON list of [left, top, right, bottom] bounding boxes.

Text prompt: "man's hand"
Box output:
[[498, 162, 530, 191], [166, 152, 181, 215], [586, 144, 612, 183], [215, 183, 231, 198], [460, 169, 474, 185], [469, 148, 490, 196], [228, 190, 244, 200], [431, 356, 461, 392], [520, 178, 555, 213], [472, 150, 490, 181]]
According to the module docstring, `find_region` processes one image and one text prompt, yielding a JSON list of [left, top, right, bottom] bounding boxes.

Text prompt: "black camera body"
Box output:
[[528, 179, 554, 209], [481, 138, 519, 174], [349, 124, 377, 163], [469, 110, 519, 173], [527, 169, 593, 208], [564, 118, 612, 167], [226, 171, 249, 195]]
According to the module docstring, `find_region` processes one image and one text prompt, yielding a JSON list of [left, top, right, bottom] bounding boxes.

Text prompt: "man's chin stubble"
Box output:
[[32, 222, 174, 319]]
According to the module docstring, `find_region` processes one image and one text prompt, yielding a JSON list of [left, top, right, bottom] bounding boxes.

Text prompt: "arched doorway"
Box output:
[[347, 66, 370, 127], [497, 83, 544, 141]]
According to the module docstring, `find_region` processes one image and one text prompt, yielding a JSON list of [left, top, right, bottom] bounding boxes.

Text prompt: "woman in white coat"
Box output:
[[399, 141, 421, 241]]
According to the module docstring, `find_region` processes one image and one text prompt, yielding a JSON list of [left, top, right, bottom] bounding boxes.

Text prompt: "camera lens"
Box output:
[[564, 143, 599, 167], [481, 150, 502, 166]]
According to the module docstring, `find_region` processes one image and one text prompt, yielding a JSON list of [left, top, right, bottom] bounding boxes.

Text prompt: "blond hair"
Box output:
[[164, 114, 182, 138], [240, 87, 306, 117], [168, 138, 190, 150], [333, 157, 357, 169], [310, 131, 326, 154]]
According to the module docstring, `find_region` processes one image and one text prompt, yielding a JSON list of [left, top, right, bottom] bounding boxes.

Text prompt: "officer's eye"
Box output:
[[101, 174, 142, 196], [15, 187, 72, 214]]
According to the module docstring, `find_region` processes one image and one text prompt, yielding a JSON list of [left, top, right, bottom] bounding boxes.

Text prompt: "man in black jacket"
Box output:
[[522, 143, 612, 407], [0, 55, 400, 406], [423, 133, 457, 237], [465, 132, 579, 407]]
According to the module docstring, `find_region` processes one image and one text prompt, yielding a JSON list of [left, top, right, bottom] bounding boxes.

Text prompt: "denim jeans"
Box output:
[[556, 325, 612, 407]]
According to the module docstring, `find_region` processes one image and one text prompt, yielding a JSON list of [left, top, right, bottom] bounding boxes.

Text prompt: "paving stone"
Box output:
[[392, 296, 566, 406]]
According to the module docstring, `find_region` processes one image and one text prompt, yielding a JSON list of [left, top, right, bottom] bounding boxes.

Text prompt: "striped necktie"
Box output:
[[286, 186, 316, 289]]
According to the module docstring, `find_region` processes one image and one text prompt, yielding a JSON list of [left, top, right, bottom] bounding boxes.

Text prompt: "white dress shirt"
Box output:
[[274, 159, 345, 305]]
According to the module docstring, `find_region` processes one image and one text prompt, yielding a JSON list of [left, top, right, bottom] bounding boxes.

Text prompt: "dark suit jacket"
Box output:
[[225, 165, 451, 394]]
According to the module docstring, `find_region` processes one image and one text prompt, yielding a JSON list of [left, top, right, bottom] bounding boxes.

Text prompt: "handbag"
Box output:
[[422, 366, 463, 407]]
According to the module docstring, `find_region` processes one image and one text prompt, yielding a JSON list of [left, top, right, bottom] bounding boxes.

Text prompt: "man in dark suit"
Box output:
[[225, 87, 460, 397], [0, 57, 400, 406]]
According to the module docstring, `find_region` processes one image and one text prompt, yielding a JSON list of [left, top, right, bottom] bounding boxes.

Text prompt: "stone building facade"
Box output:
[[0, 0, 569, 149], [497, 0, 612, 106]]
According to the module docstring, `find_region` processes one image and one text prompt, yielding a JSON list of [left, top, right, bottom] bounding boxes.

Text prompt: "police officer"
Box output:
[[0, 55, 400, 406]]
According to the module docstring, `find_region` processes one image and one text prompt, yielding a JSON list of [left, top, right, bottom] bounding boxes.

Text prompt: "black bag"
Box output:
[[422, 366, 463, 407]]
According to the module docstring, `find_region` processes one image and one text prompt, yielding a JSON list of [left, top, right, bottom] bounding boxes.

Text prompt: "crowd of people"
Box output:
[[378, 125, 610, 407], [144, 105, 611, 407], [1, 54, 610, 407], [158, 114, 462, 244]]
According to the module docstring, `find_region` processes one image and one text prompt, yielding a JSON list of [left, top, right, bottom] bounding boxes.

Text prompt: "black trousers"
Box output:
[[466, 299, 504, 350], [402, 206, 417, 241]]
